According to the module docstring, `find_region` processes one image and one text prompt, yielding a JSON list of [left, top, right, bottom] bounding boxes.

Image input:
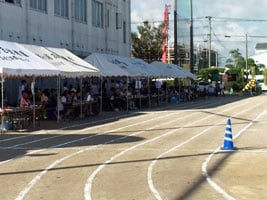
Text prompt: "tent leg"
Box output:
[[57, 76, 60, 123], [1, 74, 4, 134]]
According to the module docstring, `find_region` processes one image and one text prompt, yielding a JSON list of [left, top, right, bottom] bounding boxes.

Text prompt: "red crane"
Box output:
[[161, 4, 170, 63]]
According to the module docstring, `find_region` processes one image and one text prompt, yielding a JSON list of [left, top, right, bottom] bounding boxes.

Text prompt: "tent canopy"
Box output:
[[84, 53, 163, 77], [0, 40, 60, 77], [23, 44, 100, 78], [151, 61, 195, 79], [84, 53, 132, 77]]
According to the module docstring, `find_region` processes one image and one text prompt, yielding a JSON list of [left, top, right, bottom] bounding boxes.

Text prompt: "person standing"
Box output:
[[215, 82, 220, 97], [219, 82, 225, 96]]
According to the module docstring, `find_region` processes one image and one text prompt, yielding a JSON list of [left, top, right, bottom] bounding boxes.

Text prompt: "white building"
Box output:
[[0, 0, 131, 58], [250, 43, 267, 68]]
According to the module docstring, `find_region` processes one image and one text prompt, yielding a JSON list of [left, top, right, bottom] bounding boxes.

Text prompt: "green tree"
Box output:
[[226, 66, 244, 91], [131, 21, 164, 63], [226, 49, 245, 67], [247, 58, 265, 75], [197, 67, 225, 82]]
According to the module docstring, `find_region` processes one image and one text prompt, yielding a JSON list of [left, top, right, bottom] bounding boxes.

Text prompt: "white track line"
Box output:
[[201, 109, 267, 200], [0, 112, 154, 165], [147, 100, 264, 200], [15, 108, 192, 200], [14, 99, 243, 200], [84, 99, 254, 200]]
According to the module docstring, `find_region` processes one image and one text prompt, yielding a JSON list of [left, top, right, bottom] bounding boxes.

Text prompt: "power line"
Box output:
[[209, 17, 267, 23], [131, 16, 267, 25]]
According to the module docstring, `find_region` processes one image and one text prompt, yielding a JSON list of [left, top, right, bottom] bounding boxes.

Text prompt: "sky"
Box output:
[[131, 0, 267, 65]]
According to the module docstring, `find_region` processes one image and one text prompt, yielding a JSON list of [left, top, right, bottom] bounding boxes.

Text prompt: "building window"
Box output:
[[105, 9, 110, 28], [92, 0, 103, 28], [30, 0, 47, 12], [5, 0, 21, 5], [116, 12, 122, 29], [74, 0, 87, 23], [123, 21, 126, 43], [55, 0, 68, 18]]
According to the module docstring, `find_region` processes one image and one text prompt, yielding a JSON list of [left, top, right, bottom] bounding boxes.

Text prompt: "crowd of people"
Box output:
[[13, 78, 227, 121]]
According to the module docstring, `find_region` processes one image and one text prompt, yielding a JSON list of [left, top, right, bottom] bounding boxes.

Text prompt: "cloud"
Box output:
[[131, 0, 172, 24], [131, 0, 267, 64]]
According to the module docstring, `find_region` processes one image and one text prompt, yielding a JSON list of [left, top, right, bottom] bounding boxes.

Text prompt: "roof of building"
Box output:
[[255, 43, 267, 50]]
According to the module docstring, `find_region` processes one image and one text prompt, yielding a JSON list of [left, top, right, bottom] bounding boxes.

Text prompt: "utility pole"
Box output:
[[189, 0, 194, 73], [173, 0, 178, 65], [206, 16, 211, 68], [245, 33, 248, 80]]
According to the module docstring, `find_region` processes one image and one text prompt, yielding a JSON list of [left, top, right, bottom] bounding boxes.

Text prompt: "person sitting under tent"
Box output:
[[17, 80, 27, 105], [20, 90, 31, 108], [126, 86, 138, 110]]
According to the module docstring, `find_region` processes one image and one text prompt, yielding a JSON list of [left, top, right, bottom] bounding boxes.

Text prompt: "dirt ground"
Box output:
[[0, 95, 267, 200]]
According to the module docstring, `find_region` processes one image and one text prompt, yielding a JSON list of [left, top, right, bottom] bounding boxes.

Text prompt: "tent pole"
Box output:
[[100, 76, 103, 114], [126, 76, 129, 111], [165, 77, 168, 103], [80, 77, 83, 119], [148, 77, 151, 108], [1, 74, 4, 133], [31, 76, 36, 129], [57, 76, 60, 123]]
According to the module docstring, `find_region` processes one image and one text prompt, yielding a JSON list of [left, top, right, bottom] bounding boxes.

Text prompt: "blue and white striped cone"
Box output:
[[221, 118, 236, 150]]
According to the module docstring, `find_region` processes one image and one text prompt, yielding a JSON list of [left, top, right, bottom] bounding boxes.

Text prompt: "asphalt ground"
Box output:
[[0, 95, 267, 200]]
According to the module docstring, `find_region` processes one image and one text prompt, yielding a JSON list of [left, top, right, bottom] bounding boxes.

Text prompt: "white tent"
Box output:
[[22, 44, 102, 122], [23, 44, 100, 78], [127, 57, 163, 77], [0, 40, 61, 130], [0, 40, 60, 77], [151, 61, 195, 79], [84, 53, 131, 77], [84, 53, 163, 77]]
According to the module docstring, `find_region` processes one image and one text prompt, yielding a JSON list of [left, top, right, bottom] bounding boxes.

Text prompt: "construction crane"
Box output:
[[161, 4, 170, 63]]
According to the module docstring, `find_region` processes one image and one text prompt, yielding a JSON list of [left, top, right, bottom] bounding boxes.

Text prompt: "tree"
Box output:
[[131, 21, 164, 63], [226, 49, 245, 68], [247, 58, 265, 75], [197, 67, 225, 82]]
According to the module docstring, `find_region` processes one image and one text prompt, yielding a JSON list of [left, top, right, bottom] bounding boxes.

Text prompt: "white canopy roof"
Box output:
[[0, 40, 60, 77], [84, 53, 163, 77], [151, 61, 195, 79], [84, 53, 130, 77], [23, 44, 100, 78]]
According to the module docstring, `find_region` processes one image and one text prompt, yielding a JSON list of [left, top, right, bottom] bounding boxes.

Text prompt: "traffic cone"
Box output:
[[221, 118, 236, 150]]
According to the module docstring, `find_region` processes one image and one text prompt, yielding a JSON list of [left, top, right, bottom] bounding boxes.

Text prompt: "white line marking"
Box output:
[[84, 112, 200, 200], [201, 109, 267, 200], [15, 109, 188, 200], [84, 100, 254, 200], [13, 99, 247, 200], [0, 112, 155, 166], [147, 101, 265, 200]]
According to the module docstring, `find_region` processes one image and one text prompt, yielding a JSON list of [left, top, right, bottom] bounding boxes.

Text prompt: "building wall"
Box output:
[[0, 0, 131, 58]]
